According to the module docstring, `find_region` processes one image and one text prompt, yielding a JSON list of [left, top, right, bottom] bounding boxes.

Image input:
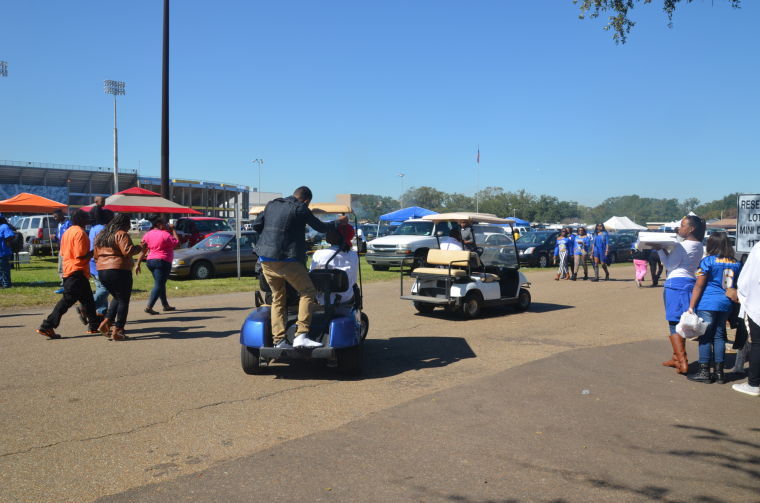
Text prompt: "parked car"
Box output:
[[171, 231, 259, 279], [130, 219, 151, 232], [14, 214, 59, 255], [359, 223, 379, 241], [515, 230, 559, 268], [174, 217, 231, 248], [606, 233, 636, 263]]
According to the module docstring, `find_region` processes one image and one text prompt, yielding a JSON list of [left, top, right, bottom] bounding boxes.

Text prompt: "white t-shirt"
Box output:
[[438, 237, 463, 251], [310, 246, 359, 305], [737, 241, 760, 323], [658, 240, 704, 280]]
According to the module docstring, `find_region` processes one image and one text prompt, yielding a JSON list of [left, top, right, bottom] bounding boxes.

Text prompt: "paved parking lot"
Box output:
[[0, 269, 755, 502]]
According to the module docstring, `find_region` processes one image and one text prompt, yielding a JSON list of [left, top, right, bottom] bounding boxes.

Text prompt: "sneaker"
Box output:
[[162, 306, 176, 312], [75, 305, 88, 326], [54, 288, 64, 294], [274, 340, 292, 349], [293, 333, 323, 348], [732, 382, 760, 397], [144, 307, 160, 315], [36, 328, 61, 339]]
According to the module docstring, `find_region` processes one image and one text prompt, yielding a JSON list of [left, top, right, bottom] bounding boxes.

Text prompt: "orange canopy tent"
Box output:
[[0, 192, 68, 213]]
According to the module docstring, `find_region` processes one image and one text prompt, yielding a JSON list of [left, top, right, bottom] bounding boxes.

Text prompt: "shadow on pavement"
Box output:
[[412, 302, 573, 320], [136, 315, 225, 324], [174, 306, 251, 314], [0, 312, 43, 318], [126, 325, 239, 340]]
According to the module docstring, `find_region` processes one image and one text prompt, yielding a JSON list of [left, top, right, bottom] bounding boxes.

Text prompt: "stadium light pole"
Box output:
[[104, 80, 125, 194], [398, 173, 405, 208], [160, 0, 170, 200], [0, 61, 8, 77], [252, 159, 264, 205]]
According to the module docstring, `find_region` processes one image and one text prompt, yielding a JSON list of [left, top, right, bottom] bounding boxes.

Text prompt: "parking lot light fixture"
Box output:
[[0, 61, 8, 77], [104, 80, 126, 193]]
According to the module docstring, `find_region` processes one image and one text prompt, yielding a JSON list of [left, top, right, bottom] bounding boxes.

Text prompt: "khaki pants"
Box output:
[[261, 261, 317, 343]]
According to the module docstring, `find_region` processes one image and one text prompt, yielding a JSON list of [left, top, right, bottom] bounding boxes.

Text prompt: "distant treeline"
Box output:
[[350, 188, 739, 224]]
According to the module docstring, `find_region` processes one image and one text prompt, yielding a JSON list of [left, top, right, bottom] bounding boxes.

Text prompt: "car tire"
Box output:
[[460, 291, 483, 319], [191, 261, 214, 280], [336, 345, 362, 375], [537, 254, 549, 268], [241, 346, 266, 375], [371, 264, 389, 271], [514, 288, 531, 312], [413, 301, 435, 314]]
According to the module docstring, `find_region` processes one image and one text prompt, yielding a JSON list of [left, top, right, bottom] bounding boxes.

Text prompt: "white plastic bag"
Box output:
[[675, 311, 708, 340]]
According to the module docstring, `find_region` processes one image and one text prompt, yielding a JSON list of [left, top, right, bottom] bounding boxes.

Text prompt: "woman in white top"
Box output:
[[438, 229, 464, 251], [310, 225, 359, 306], [650, 215, 705, 375]]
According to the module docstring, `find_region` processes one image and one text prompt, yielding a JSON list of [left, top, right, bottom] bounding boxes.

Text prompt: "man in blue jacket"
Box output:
[[253, 186, 347, 349]]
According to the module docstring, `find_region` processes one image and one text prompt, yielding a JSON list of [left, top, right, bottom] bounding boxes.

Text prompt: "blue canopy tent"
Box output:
[[509, 216, 530, 226], [379, 206, 438, 222]]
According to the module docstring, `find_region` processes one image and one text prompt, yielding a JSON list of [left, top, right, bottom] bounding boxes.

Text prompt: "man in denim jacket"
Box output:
[[253, 186, 347, 349]]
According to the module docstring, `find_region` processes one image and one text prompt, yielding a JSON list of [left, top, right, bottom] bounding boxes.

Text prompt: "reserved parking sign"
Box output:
[[736, 194, 760, 253]]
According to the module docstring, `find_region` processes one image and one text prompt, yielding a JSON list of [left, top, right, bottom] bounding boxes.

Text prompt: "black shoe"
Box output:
[[687, 363, 713, 383], [571, 274, 577, 281], [144, 307, 160, 315], [162, 306, 176, 312], [582, 276, 588, 280], [715, 362, 725, 384]]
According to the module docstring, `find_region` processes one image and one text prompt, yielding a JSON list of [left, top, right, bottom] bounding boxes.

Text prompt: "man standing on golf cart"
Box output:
[[253, 186, 347, 349]]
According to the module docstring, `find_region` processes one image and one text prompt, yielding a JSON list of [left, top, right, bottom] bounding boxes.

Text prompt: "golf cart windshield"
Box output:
[[393, 221, 433, 236], [473, 225, 518, 268]]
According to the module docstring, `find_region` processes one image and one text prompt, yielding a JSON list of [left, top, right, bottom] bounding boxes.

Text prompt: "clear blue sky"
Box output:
[[0, 0, 757, 207]]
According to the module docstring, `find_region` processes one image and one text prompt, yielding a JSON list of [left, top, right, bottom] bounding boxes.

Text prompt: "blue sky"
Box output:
[[0, 0, 757, 207]]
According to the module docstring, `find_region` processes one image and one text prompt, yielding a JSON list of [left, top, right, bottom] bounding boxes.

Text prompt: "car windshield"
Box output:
[[193, 233, 232, 250], [518, 232, 553, 244], [195, 219, 231, 233], [392, 221, 433, 236]]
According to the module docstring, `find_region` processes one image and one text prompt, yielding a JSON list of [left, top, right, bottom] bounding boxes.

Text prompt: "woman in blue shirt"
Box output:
[[572, 227, 592, 281], [590, 223, 610, 282], [687, 232, 741, 384], [553, 229, 571, 281]]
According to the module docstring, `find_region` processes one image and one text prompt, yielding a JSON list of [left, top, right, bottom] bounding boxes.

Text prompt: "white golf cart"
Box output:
[[400, 213, 531, 318]]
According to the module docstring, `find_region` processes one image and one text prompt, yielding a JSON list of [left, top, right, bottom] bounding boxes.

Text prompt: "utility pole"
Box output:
[[160, 0, 170, 199], [252, 159, 264, 205]]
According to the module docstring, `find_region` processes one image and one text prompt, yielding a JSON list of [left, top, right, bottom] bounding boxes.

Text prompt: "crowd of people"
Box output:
[[34, 206, 181, 341]]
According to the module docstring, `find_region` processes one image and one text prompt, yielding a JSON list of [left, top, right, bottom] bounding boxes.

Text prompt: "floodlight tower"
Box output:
[[252, 159, 264, 205], [398, 173, 405, 208], [104, 80, 126, 193], [0, 61, 8, 77]]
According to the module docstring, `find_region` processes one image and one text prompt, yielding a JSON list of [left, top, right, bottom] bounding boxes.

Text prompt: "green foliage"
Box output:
[[575, 0, 741, 44], [350, 194, 400, 221]]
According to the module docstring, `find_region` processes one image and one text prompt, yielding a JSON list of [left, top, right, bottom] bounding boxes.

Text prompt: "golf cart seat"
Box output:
[[412, 249, 473, 278]]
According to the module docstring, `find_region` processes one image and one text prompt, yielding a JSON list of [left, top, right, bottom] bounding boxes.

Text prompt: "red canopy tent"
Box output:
[[84, 187, 201, 214], [0, 192, 68, 213]]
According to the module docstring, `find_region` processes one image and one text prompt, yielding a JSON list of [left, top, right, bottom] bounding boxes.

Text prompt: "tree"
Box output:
[[350, 194, 399, 221], [575, 0, 741, 44], [400, 186, 447, 211]]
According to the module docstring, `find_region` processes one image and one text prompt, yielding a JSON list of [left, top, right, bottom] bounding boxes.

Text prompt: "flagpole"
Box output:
[[476, 145, 480, 213]]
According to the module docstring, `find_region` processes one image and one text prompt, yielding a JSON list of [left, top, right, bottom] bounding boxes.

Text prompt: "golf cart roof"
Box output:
[[422, 212, 515, 224], [248, 202, 352, 215]]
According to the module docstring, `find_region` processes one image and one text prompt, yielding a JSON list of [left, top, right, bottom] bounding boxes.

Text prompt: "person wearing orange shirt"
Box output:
[[37, 209, 100, 339]]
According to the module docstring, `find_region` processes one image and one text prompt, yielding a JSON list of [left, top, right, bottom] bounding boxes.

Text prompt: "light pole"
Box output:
[[104, 80, 125, 194], [252, 159, 264, 205], [0, 61, 7, 77], [398, 173, 405, 208]]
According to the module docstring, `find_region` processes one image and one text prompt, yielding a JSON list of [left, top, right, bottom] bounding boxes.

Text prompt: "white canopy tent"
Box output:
[[603, 216, 646, 231]]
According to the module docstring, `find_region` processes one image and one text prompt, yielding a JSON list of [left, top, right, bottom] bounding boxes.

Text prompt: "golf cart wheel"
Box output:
[[360, 312, 369, 340], [537, 254, 549, 268], [514, 288, 531, 312], [191, 261, 214, 280], [241, 346, 266, 374], [413, 301, 435, 314], [460, 291, 483, 319], [371, 264, 389, 271], [336, 345, 363, 375]]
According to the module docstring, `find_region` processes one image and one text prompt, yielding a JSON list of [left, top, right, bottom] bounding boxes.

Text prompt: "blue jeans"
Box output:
[[147, 259, 172, 309], [697, 310, 730, 364], [0, 254, 11, 288], [93, 275, 109, 315]]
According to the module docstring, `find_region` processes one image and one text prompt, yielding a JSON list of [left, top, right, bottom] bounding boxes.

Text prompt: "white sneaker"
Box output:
[[293, 333, 322, 348], [274, 340, 292, 349], [732, 382, 760, 397]]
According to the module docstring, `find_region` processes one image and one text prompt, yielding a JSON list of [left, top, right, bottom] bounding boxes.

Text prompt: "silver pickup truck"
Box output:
[[365, 219, 460, 270]]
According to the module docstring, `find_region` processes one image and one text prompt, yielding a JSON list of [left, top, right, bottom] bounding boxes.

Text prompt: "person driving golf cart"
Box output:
[[310, 224, 359, 307]]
